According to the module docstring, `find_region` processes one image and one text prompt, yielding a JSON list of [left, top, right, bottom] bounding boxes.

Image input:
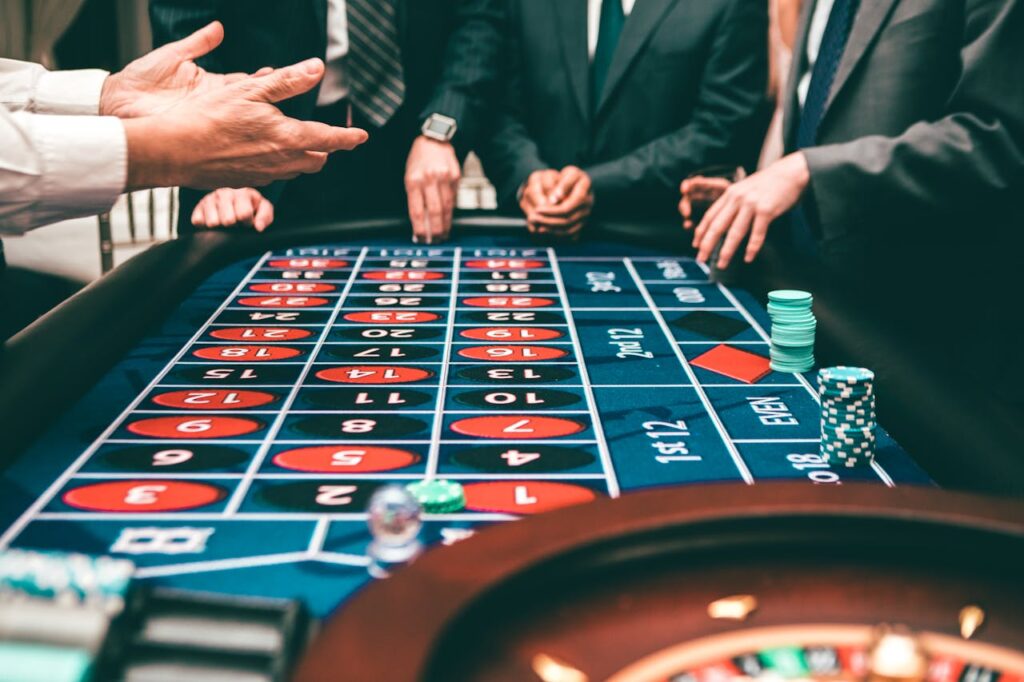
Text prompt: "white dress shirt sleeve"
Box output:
[[0, 59, 127, 235]]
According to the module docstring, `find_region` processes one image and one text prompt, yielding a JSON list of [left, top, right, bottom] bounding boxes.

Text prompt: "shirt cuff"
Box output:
[[32, 114, 127, 217], [33, 69, 109, 115]]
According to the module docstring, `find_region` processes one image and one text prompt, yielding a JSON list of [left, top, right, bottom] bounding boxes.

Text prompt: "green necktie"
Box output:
[[591, 0, 625, 113]]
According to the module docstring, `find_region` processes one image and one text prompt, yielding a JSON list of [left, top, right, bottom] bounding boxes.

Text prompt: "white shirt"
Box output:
[[316, 0, 351, 107], [797, 0, 836, 108], [587, 0, 637, 59], [0, 59, 126, 236]]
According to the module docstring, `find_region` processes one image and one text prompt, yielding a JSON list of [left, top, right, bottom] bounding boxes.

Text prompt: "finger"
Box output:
[[291, 121, 369, 153], [524, 180, 550, 211], [172, 21, 224, 61], [202, 195, 221, 227], [549, 167, 582, 204], [552, 176, 591, 214], [253, 66, 274, 76], [423, 182, 444, 245], [696, 201, 739, 263], [693, 193, 730, 247], [744, 214, 771, 263], [233, 189, 256, 225], [681, 198, 694, 230], [247, 58, 326, 103], [407, 185, 428, 244], [529, 202, 592, 228], [292, 150, 330, 176], [717, 205, 754, 269], [217, 189, 238, 226], [254, 198, 275, 233], [438, 179, 455, 242], [191, 202, 206, 227]]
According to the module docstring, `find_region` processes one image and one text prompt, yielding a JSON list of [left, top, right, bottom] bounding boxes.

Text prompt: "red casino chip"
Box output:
[[272, 446, 420, 473], [315, 365, 434, 384], [463, 297, 554, 308], [343, 311, 439, 324], [126, 415, 263, 439], [462, 481, 597, 515], [193, 345, 301, 362], [362, 271, 444, 281], [267, 258, 348, 269], [210, 327, 313, 342], [249, 282, 336, 294], [450, 415, 585, 439], [237, 296, 330, 308], [463, 259, 545, 270], [62, 480, 227, 512], [151, 389, 278, 410], [458, 345, 567, 362], [460, 327, 563, 342]]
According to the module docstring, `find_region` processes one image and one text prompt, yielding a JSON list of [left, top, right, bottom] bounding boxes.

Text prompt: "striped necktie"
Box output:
[[346, 0, 406, 128]]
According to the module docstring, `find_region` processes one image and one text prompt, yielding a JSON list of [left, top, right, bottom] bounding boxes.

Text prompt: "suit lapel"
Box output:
[[553, 0, 591, 125], [823, 0, 899, 114], [596, 0, 678, 115], [782, 0, 817, 151]]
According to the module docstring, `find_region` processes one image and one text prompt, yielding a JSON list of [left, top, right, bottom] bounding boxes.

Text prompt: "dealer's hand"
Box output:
[[523, 166, 593, 239], [405, 137, 461, 245], [693, 153, 810, 269], [100, 22, 261, 118], [192, 188, 274, 231], [122, 58, 369, 190]]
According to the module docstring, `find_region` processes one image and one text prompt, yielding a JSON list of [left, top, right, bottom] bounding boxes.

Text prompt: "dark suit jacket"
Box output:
[[783, 0, 1024, 271], [478, 0, 769, 222], [783, 0, 1024, 394], [149, 0, 502, 226]]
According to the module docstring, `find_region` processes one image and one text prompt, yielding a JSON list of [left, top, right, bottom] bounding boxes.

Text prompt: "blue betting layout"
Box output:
[[0, 237, 932, 616]]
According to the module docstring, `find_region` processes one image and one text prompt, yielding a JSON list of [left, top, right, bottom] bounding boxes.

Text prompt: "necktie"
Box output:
[[790, 0, 860, 255], [345, 0, 406, 128], [796, 0, 861, 149], [591, 0, 625, 113]]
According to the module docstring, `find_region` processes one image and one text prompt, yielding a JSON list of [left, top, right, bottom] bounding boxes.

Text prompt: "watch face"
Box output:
[[425, 118, 453, 136]]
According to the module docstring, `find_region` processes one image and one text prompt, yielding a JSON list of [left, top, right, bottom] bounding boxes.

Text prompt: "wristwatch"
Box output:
[[421, 113, 458, 142]]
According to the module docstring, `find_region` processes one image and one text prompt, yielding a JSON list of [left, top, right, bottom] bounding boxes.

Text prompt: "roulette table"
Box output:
[[0, 218, 1021, 680]]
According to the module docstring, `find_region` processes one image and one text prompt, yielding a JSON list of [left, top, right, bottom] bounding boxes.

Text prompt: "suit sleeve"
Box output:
[[801, 0, 1024, 240], [419, 0, 504, 156], [474, 2, 550, 207], [583, 0, 769, 204]]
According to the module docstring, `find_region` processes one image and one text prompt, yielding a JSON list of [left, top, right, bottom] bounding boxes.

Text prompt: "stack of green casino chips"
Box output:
[[767, 290, 817, 373], [405, 479, 466, 514], [818, 366, 877, 468]]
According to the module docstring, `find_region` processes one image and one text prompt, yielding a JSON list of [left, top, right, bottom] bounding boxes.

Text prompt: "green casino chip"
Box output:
[[405, 479, 466, 514]]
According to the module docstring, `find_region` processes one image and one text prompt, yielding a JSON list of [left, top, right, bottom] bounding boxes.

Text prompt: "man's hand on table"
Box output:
[[692, 152, 810, 269], [406, 137, 461, 245], [520, 166, 594, 239]]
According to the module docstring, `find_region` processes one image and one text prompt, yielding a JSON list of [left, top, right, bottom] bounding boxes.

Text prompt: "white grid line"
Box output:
[[0, 253, 274, 550], [624, 258, 755, 485], [549, 248, 620, 497], [223, 247, 369, 515], [425, 248, 461, 479]]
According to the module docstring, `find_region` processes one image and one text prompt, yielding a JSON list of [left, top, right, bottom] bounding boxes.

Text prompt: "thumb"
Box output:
[[172, 21, 225, 61], [245, 58, 325, 103]]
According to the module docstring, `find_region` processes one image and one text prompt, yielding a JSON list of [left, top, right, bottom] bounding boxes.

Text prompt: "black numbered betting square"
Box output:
[[671, 310, 748, 340]]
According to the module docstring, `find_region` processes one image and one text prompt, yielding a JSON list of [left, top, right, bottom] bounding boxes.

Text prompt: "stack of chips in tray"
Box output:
[[767, 290, 817, 374], [0, 549, 311, 682], [818, 366, 877, 468], [0, 549, 137, 682]]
